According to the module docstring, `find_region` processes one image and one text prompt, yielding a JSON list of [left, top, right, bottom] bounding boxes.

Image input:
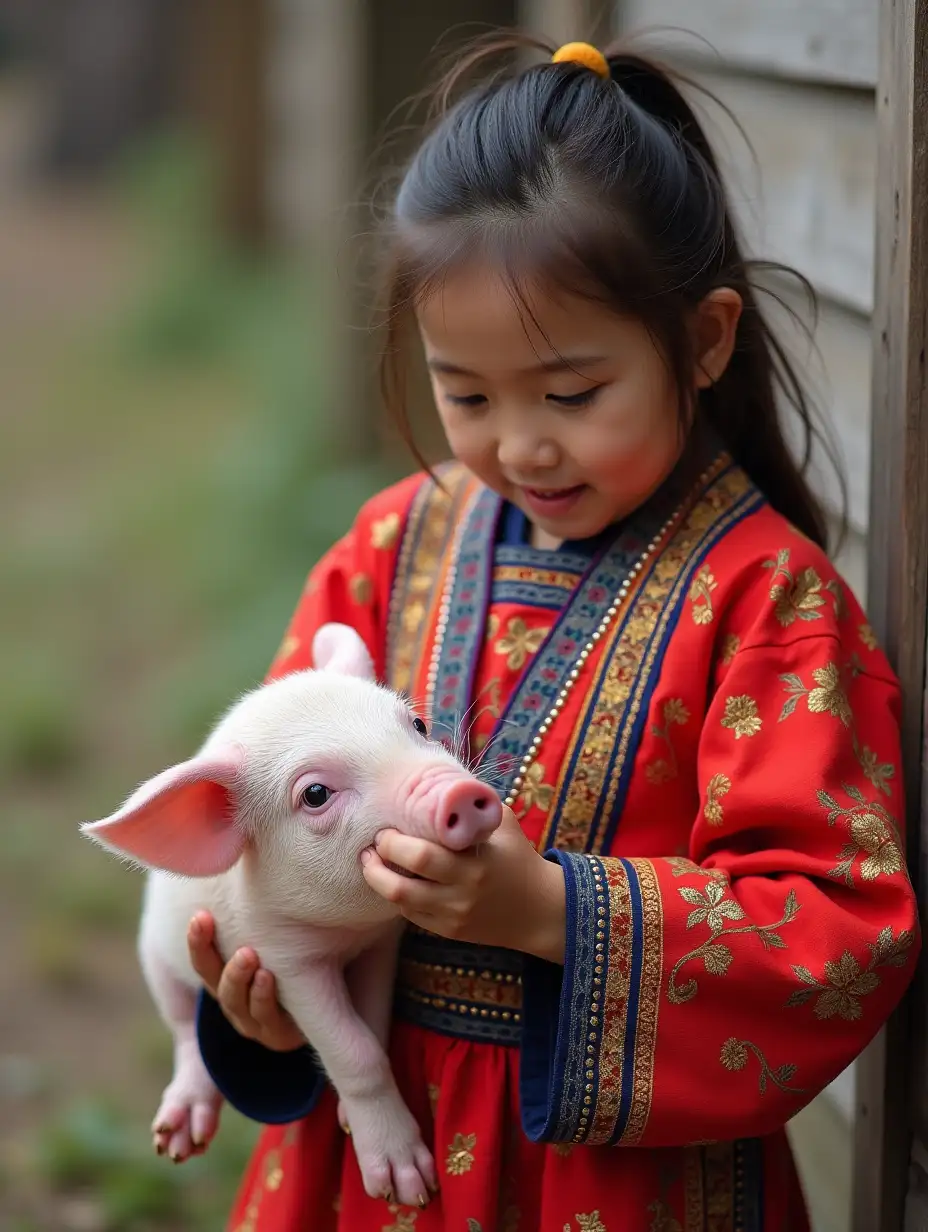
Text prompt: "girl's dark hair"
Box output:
[[378, 31, 843, 549]]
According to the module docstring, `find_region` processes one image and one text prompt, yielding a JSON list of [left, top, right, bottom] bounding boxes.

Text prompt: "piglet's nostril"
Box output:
[[447, 812, 459, 828], [473, 797, 488, 811]]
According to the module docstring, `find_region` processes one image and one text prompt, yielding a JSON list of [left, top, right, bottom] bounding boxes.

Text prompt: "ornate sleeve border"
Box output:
[[520, 853, 659, 1145]]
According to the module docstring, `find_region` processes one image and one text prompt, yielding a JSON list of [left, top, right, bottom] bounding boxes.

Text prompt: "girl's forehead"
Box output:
[[415, 263, 633, 371]]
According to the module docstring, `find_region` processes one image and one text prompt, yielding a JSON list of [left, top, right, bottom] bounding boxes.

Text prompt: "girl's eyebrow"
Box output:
[[427, 354, 608, 377]]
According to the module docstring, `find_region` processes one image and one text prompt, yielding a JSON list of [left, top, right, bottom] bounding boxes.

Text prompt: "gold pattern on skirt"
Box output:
[[446, 1132, 477, 1175]]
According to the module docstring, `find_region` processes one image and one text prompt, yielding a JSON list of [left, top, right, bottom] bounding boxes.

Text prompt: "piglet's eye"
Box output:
[[300, 783, 333, 810], [413, 717, 428, 737]]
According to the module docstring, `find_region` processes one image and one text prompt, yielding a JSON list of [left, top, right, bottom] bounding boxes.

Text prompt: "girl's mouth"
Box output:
[[520, 484, 587, 518]]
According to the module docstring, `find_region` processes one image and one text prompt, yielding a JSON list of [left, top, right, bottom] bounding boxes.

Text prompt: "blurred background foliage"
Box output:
[[0, 67, 401, 1232]]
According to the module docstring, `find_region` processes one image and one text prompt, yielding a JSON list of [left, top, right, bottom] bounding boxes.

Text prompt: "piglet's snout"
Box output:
[[404, 769, 502, 851]]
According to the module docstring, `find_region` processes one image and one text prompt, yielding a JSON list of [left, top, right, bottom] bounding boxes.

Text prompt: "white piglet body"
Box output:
[[82, 623, 502, 1208]]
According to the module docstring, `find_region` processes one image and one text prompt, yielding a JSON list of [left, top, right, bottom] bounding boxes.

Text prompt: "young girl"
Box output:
[[185, 34, 918, 1231]]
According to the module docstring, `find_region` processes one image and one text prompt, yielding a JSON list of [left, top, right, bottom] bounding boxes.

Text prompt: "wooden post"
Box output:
[[854, 1, 928, 1229], [184, 0, 269, 248]]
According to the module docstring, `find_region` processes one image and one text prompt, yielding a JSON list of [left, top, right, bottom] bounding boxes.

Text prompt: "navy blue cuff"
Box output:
[[520, 850, 619, 1144], [195, 988, 325, 1125]]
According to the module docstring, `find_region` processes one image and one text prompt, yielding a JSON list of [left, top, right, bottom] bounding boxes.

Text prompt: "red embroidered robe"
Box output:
[[197, 450, 919, 1232]]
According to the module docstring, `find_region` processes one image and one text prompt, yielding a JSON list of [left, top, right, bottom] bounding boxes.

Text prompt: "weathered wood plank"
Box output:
[[854, 0, 928, 1229], [767, 283, 871, 533], [619, 0, 877, 88], [687, 71, 876, 314]]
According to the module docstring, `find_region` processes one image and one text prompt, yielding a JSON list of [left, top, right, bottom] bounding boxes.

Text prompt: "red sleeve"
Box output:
[[520, 533, 920, 1148], [264, 474, 424, 685]]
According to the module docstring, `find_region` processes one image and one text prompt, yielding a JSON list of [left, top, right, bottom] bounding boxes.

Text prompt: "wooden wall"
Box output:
[[612, 4, 880, 1228], [615, 0, 877, 610]]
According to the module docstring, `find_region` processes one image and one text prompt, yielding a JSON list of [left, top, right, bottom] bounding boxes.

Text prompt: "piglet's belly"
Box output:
[[138, 869, 255, 990]]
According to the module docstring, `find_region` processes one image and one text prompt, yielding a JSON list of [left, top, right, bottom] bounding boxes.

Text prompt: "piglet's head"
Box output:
[[81, 622, 501, 927]]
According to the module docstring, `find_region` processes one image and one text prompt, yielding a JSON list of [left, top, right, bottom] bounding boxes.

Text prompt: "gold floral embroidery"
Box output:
[[857, 744, 895, 796], [720, 633, 740, 665], [495, 617, 547, 670], [371, 511, 401, 550], [860, 623, 878, 651], [818, 786, 904, 885], [720, 1038, 806, 1095], [446, 1132, 477, 1176], [827, 579, 847, 619], [668, 882, 799, 1004], [486, 612, 500, 642], [721, 695, 762, 739], [665, 857, 728, 882], [383, 1206, 418, 1231], [689, 566, 717, 624], [646, 698, 691, 784], [552, 1142, 574, 1157], [514, 761, 554, 816], [427, 1083, 440, 1115], [779, 663, 851, 726], [564, 1215, 607, 1232], [704, 773, 731, 826], [764, 549, 825, 626], [786, 928, 913, 1020], [350, 572, 373, 605]]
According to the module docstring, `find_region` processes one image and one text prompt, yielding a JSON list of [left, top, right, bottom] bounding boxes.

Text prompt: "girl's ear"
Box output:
[[693, 287, 743, 389]]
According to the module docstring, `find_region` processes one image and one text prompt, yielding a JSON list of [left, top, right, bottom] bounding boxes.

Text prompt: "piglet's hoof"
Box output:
[[341, 1094, 438, 1208]]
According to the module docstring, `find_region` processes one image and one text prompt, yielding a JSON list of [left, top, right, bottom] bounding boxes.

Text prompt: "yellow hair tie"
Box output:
[[551, 42, 610, 79]]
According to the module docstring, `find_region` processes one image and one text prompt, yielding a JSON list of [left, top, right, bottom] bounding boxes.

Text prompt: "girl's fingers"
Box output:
[[362, 849, 452, 913], [249, 971, 305, 1052], [216, 948, 261, 1036], [187, 913, 224, 998], [373, 830, 458, 884]]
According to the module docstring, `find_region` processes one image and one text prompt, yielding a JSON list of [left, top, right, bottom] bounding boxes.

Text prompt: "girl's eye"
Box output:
[[413, 716, 429, 737], [547, 387, 602, 408], [444, 393, 487, 408], [300, 783, 333, 810]]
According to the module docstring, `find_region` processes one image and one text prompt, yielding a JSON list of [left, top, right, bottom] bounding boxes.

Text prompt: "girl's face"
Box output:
[[417, 264, 735, 548]]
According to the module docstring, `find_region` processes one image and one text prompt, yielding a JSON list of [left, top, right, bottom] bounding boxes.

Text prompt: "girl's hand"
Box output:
[[187, 912, 306, 1052], [361, 806, 566, 962]]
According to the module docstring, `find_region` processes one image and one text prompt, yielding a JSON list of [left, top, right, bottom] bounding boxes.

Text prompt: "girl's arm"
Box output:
[[519, 610, 920, 1148]]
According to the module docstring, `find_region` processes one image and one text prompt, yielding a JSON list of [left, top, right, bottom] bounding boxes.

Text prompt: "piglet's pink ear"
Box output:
[[312, 622, 375, 680], [80, 746, 246, 877]]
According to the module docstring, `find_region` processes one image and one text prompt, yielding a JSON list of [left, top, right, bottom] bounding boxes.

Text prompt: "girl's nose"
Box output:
[[497, 433, 559, 474]]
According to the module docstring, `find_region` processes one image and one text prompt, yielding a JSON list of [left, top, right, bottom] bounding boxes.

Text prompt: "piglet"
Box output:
[[80, 622, 502, 1207]]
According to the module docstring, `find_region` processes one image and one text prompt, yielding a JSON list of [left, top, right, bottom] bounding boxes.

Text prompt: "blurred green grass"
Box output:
[[1, 127, 403, 1229]]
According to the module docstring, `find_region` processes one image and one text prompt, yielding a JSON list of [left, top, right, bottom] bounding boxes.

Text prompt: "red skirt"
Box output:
[[225, 1019, 810, 1232]]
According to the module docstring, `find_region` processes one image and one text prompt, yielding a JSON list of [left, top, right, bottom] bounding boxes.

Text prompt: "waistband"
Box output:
[[393, 927, 524, 1046]]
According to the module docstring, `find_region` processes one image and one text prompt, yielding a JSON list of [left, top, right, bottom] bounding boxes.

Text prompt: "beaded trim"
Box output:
[[423, 461, 722, 808], [394, 930, 525, 1045]]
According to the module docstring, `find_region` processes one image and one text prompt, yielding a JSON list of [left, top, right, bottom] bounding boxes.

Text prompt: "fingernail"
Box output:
[[191, 1134, 203, 1148], [417, 1194, 428, 1209], [234, 950, 251, 969], [383, 1188, 393, 1203], [188, 917, 200, 939], [154, 1140, 164, 1156], [360, 850, 372, 867], [254, 971, 271, 993]]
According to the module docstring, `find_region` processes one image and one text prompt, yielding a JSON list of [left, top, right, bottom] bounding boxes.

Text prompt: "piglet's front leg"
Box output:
[[276, 960, 436, 1207]]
